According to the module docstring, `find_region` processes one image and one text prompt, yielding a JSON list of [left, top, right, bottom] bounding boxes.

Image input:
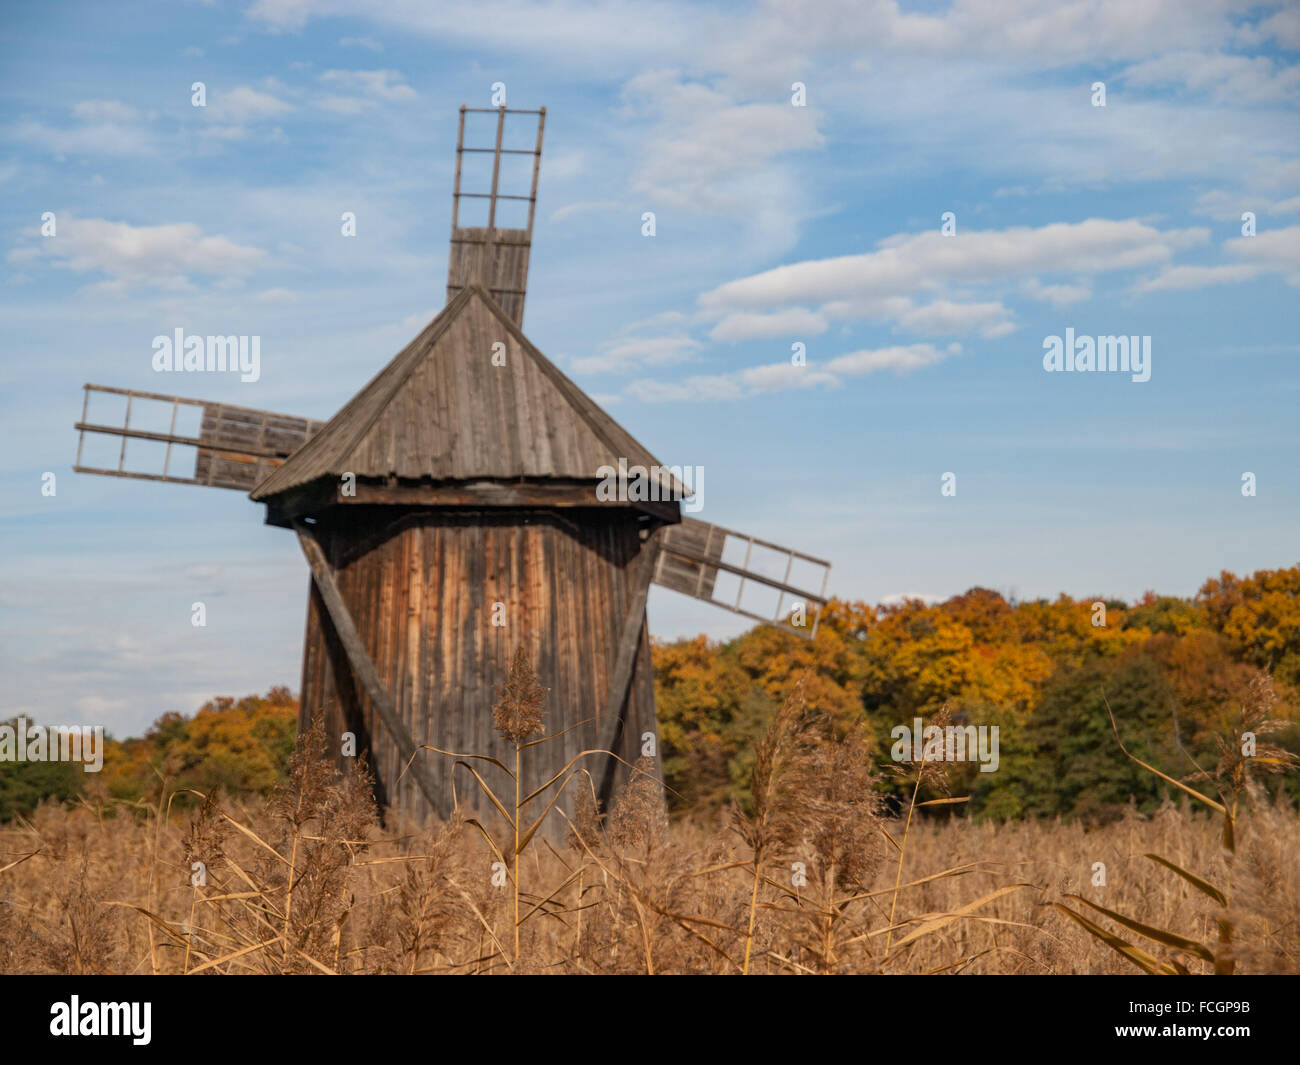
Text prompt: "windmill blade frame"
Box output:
[[653, 516, 831, 639], [73, 383, 324, 492], [445, 105, 545, 327]]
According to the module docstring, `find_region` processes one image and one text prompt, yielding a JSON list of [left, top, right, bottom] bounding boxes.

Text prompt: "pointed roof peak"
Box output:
[[251, 284, 669, 503]]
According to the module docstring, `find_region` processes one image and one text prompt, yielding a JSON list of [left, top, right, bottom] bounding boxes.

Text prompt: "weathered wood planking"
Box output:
[[445, 227, 531, 327], [251, 285, 681, 503], [297, 509, 660, 836], [654, 517, 723, 601], [294, 522, 441, 810]]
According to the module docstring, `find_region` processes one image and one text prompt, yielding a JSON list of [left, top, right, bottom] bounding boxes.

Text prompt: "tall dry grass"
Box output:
[[3, 779, 1296, 973], [2, 672, 1297, 975]]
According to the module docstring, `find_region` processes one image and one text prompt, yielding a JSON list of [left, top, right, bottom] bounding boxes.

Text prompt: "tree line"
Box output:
[[3, 565, 1297, 823]]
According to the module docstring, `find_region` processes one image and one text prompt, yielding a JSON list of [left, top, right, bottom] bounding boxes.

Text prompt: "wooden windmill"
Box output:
[[72, 105, 832, 829]]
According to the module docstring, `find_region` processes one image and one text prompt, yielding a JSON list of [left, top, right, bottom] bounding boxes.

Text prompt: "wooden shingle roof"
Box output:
[[251, 284, 674, 501]]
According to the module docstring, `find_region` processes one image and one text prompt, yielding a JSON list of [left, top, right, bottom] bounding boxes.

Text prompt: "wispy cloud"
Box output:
[[1137, 224, 1300, 291], [217, 85, 296, 121], [620, 70, 825, 254], [622, 341, 958, 402], [700, 219, 1202, 340], [317, 68, 413, 105], [570, 334, 703, 374], [10, 100, 156, 157], [339, 35, 383, 51], [1022, 279, 1092, 307], [1122, 50, 1300, 104], [709, 307, 828, 342], [10, 213, 266, 293], [1136, 263, 1259, 293]]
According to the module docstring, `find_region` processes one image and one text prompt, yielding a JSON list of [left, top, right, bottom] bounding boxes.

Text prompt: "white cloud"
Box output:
[[319, 68, 417, 101], [72, 100, 141, 123], [11, 101, 156, 157], [699, 219, 1202, 339], [1023, 278, 1092, 307], [218, 86, 296, 121], [246, 0, 1264, 70], [620, 70, 825, 253], [74, 694, 129, 717], [571, 334, 702, 374], [895, 299, 1014, 338], [339, 35, 383, 51], [709, 307, 827, 342], [1123, 51, 1300, 103], [550, 200, 621, 223], [879, 592, 944, 607], [1227, 224, 1300, 283], [11, 213, 266, 291], [622, 341, 956, 402], [623, 363, 835, 403], [1193, 189, 1300, 222], [824, 342, 958, 376], [703, 220, 1205, 314], [1244, 6, 1300, 50], [236, 1, 1299, 251], [1137, 224, 1300, 291], [1136, 264, 1259, 293], [249, 0, 708, 65]]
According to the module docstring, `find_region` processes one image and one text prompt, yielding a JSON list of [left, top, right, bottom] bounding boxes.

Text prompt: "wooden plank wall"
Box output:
[[298, 508, 659, 838]]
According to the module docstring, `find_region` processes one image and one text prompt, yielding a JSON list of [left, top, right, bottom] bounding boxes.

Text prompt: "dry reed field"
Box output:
[[2, 668, 1297, 976]]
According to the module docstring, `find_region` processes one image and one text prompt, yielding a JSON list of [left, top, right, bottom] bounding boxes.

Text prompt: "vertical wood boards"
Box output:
[[294, 523, 442, 811], [299, 508, 655, 839], [445, 227, 531, 327]]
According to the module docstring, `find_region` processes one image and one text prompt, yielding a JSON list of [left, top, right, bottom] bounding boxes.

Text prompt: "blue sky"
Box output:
[[1, 0, 1297, 737]]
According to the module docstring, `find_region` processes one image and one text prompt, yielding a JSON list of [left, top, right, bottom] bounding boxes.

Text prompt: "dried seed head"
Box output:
[[782, 721, 884, 889], [883, 704, 959, 794], [608, 756, 667, 851], [272, 711, 337, 828], [1205, 673, 1300, 794], [182, 786, 226, 872], [493, 646, 547, 746], [734, 675, 810, 855], [568, 776, 603, 853]]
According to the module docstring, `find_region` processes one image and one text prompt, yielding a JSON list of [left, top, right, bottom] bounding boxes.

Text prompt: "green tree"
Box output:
[[982, 650, 1179, 822], [0, 718, 86, 820]]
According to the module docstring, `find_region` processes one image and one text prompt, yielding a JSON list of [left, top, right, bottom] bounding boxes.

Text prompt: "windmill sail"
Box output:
[[653, 517, 831, 639], [445, 105, 545, 328], [74, 383, 323, 491]]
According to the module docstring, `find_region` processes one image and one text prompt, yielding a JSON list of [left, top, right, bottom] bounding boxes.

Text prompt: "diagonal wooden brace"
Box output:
[[596, 539, 660, 809], [294, 521, 441, 811]]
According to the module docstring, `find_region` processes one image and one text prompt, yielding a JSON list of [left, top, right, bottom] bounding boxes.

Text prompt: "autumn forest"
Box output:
[[5, 563, 1298, 825]]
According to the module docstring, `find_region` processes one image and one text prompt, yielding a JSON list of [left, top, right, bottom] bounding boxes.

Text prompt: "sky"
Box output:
[[1, 0, 1297, 738]]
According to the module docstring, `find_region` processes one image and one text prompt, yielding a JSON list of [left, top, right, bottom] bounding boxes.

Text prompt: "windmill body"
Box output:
[[73, 106, 831, 832]]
